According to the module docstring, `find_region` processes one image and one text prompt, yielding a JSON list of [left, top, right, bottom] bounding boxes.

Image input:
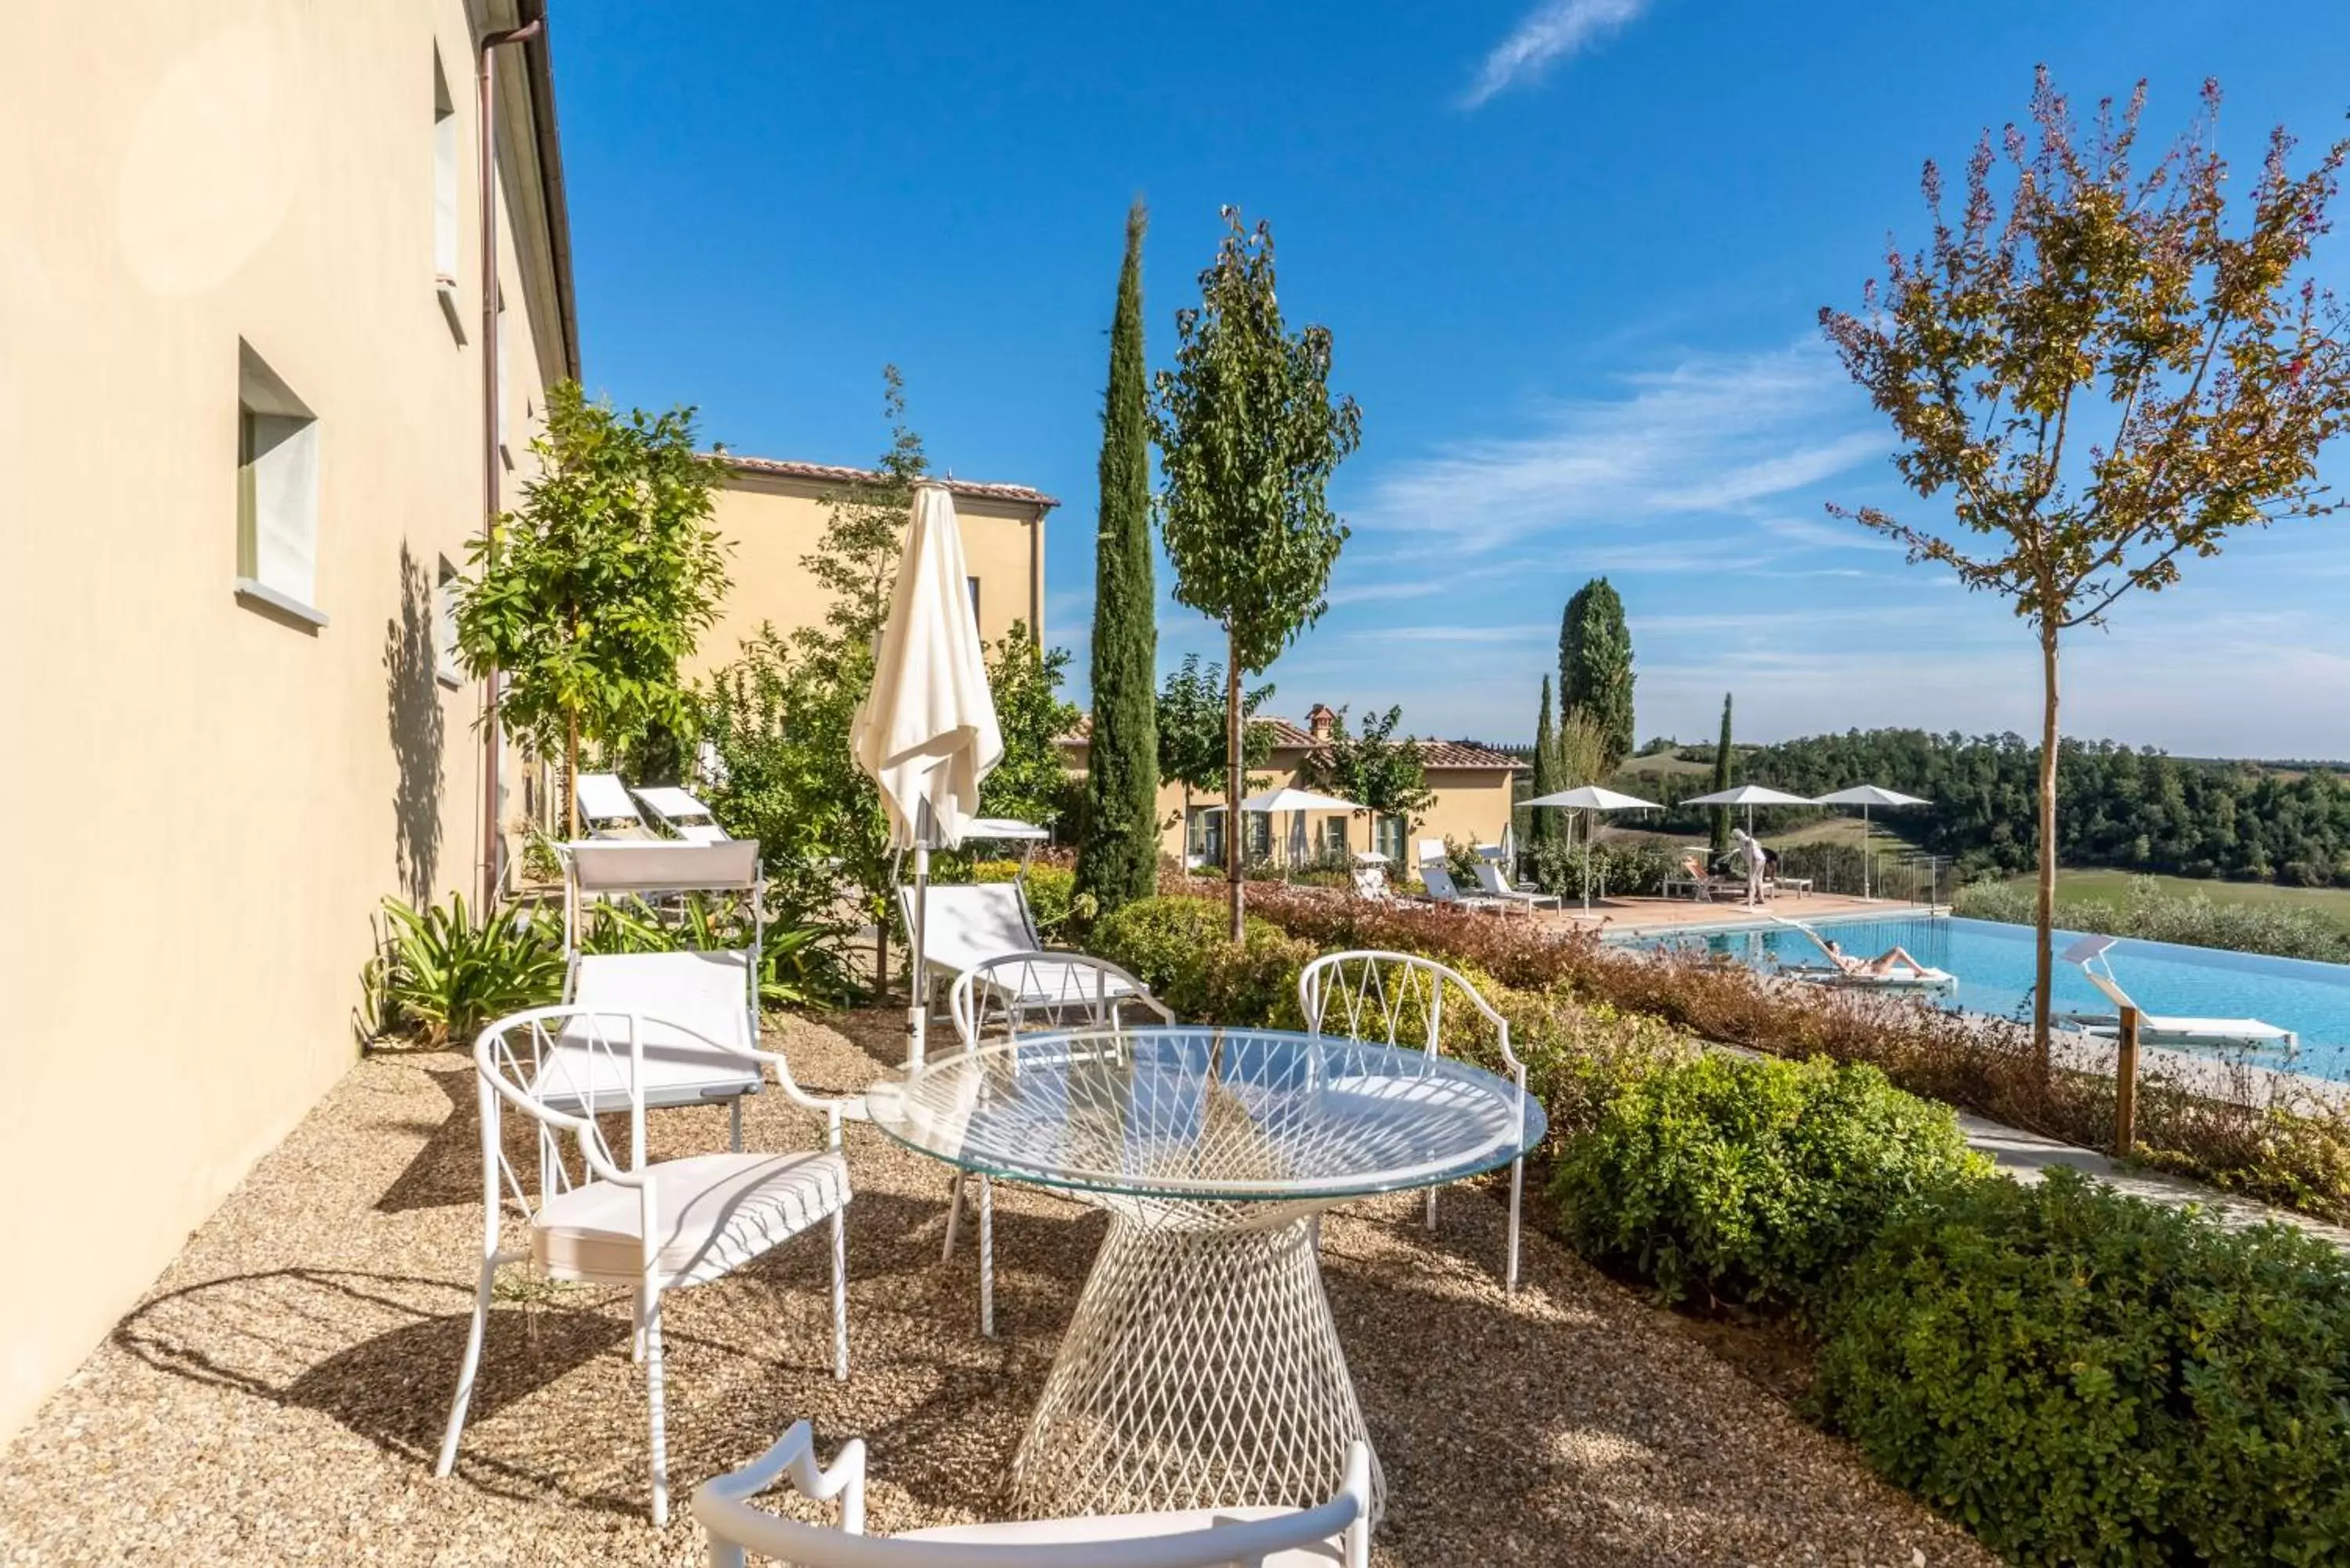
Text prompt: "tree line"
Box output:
[[1664, 728, 2350, 887]]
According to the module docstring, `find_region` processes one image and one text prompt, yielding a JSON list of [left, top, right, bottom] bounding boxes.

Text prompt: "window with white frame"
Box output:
[[234, 342, 324, 627], [1187, 805, 1224, 868], [432, 49, 457, 283], [1243, 811, 1271, 862], [967, 575, 981, 625], [1375, 813, 1406, 862], [436, 556, 463, 685], [1318, 815, 1350, 858], [432, 49, 464, 341]]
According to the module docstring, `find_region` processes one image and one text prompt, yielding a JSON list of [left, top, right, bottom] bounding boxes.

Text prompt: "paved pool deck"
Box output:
[[1546, 893, 1940, 938]]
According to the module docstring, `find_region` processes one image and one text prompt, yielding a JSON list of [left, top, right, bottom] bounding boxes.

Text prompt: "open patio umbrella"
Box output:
[[1683, 782, 1819, 836], [852, 481, 1002, 1068], [1816, 785, 1929, 899], [1524, 785, 1661, 909], [1238, 786, 1358, 868]]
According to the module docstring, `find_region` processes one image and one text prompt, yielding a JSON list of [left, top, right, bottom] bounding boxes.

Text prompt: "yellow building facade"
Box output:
[[0, 0, 571, 1440], [1063, 706, 1523, 867], [692, 459, 1056, 674]]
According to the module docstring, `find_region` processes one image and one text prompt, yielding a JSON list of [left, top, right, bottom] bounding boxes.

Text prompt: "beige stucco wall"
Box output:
[[692, 474, 1046, 674], [0, 0, 564, 1440]]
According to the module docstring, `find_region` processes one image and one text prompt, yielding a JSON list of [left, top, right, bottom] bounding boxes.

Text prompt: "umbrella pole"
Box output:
[[1861, 804, 1872, 901], [1581, 809, 1592, 911], [908, 839, 929, 1068]]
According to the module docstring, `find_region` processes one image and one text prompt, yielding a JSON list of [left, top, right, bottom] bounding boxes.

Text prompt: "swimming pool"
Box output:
[[1624, 913, 2350, 1082]]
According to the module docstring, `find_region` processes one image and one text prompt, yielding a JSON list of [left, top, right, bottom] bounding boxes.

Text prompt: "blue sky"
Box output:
[[554, 0, 2350, 757]]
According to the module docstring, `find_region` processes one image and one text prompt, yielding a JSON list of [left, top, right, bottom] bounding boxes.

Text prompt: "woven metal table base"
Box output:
[[1010, 1212, 1383, 1522]]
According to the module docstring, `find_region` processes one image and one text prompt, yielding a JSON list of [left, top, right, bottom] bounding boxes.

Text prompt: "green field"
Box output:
[[2001, 867, 2350, 930]]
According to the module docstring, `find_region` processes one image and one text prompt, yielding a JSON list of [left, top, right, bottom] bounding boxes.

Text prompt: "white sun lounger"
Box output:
[[1473, 859, 1560, 911], [575, 771, 652, 838], [2058, 934, 2298, 1052], [1419, 864, 1509, 914], [1772, 916, 1957, 992], [634, 784, 729, 843]]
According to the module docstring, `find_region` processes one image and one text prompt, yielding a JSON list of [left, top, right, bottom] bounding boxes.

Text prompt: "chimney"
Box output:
[[1307, 703, 1337, 742]]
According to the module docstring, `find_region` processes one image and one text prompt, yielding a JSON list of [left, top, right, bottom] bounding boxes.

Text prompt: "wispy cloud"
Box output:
[[1460, 0, 1652, 110], [1351, 340, 1887, 554]]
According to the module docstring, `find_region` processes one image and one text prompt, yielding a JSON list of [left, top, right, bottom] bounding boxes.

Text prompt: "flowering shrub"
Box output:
[[1202, 880, 2350, 1228]]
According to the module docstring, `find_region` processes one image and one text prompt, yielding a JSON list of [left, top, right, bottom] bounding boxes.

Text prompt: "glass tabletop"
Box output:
[[864, 1025, 1546, 1203]]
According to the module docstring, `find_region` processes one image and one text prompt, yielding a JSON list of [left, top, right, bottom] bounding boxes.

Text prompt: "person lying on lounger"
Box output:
[[1820, 938, 1930, 977]]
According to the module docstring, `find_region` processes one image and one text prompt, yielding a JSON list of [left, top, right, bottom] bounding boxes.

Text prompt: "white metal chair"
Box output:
[[435, 1006, 855, 1527], [942, 950, 1173, 1337], [634, 784, 731, 843], [577, 771, 652, 837], [1298, 951, 1530, 1291], [562, 840, 773, 1149], [695, 1419, 1371, 1567]]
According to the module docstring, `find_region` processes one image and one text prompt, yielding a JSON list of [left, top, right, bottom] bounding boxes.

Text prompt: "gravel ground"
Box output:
[[0, 1010, 1991, 1566]]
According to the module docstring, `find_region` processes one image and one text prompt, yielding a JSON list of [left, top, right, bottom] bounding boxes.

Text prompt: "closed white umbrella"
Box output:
[[1523, 785, 1661, 909], [852, 482, 1002, 1066], [1817, 785, 1930, 899]]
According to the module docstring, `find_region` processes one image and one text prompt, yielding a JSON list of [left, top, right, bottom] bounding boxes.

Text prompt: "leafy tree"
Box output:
[[1298, 705, 1437, 847], [456, 381, 728, 837], [1155, 206, 1364, 938], [1155, 653, 1274, 839], [1822, 71, 2350, 1071], [1559, 577, 1636, 773], [982, 623, 1081, 830], [1711, 693, 1735, 854], [1076, 201, 1161, 915], [1528, 676, 1560, 848]]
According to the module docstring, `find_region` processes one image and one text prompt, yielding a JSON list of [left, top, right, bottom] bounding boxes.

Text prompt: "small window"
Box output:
[[967, 575, 982, 625], [1319, 816, 1350, 857], [435, 557, 463, 686], [1244, 811, 1272, 862], [432, 49, 464, 340], [235, 342, 325, 627], [1376, 814, 1406, 862], [1187, 805, 1224, 867]]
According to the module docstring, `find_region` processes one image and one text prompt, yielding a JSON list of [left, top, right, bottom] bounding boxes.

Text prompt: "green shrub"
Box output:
[[1551, 1053, 1987, 1309], [1090, 895, 1311, 1028], [363, 894, 566, 1046], [1813, 1169, 2350, 1566]]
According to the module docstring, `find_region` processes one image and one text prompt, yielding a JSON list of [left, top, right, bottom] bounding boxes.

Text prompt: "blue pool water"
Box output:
[[1625, 914, 2350, 1082]]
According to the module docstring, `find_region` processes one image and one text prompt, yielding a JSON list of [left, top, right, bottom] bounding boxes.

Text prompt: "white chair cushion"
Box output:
[[900, 1505, 1346, 1563], [531, 1151, 849, 1286]]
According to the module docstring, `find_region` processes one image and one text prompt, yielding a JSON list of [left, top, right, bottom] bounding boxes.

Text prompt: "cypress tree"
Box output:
[[1559, 577, 1636, 773], [1076, 201, 1160, 914], [1528, 676, 1560, 848], [1710, 692, 1734, 854]]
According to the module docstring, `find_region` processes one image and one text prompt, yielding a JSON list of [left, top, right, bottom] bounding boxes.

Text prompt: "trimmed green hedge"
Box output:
[[1553, 1053, 1987, 1309], [1813, 1169, 2350, 1566]]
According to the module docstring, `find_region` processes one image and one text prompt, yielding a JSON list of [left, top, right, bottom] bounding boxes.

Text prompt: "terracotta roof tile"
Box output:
[[718, 453, 1059, 511], [1061, 713, 1520, 771]]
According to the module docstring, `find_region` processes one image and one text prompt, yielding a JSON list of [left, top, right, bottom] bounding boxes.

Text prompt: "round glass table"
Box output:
[[864, 1024, 1546, 1522]]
